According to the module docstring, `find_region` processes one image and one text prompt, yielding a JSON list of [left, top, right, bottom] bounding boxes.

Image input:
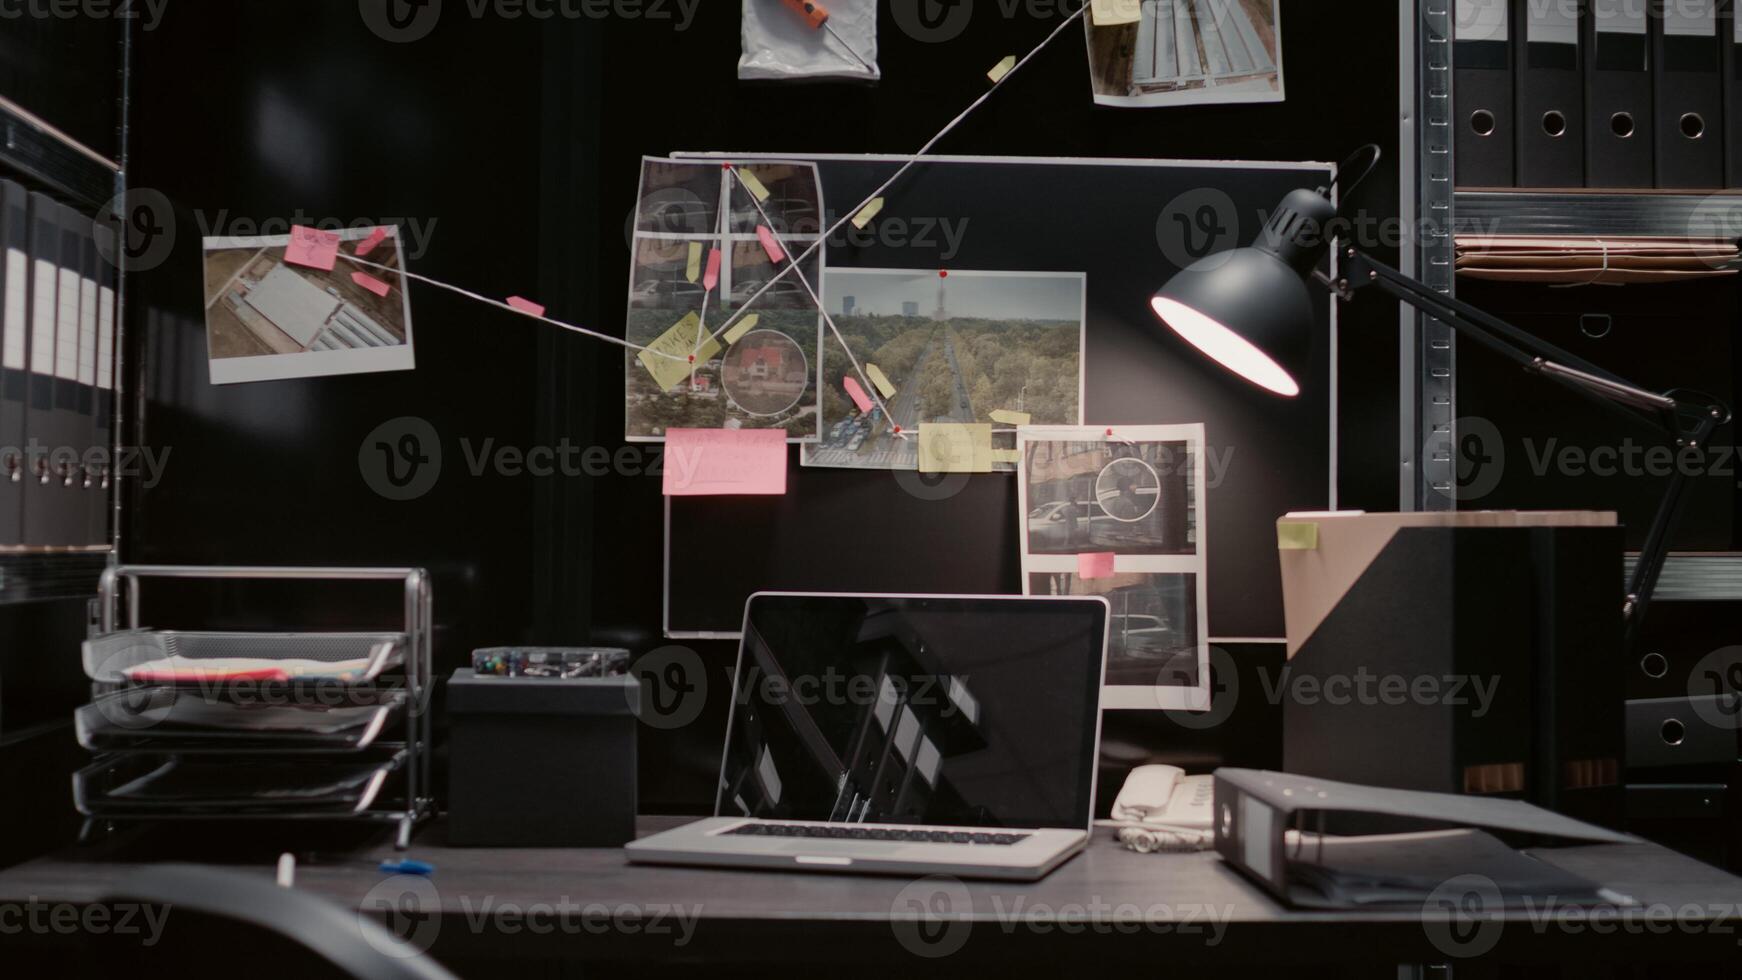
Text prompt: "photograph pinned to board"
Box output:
[[740, 0, 879, 82], [1018, 424, 1209, 711], [625, 156, 825, 442], [802, 268, 1085, 472], [1085, 0, 1284, 108], [201, 226, 414, 384]]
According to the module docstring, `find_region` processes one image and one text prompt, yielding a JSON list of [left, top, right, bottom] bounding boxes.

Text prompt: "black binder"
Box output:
[[1724, 0, 1742, 185], [21, 191, 59, 546], [1586, 0, 1656, 187], [90, 221, 116, 547], [0, 180, 26, 545], [1516, 0, 1586, 186], [1655, 0, 1726, 188], [1455, 0, 1517, 187]]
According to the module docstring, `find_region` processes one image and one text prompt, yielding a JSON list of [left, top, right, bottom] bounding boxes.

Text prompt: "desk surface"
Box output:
[[4, 817, 1742, 969]]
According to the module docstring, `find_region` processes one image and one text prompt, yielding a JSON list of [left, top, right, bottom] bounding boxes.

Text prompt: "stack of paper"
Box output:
[[1456, 235, 1739, 284]]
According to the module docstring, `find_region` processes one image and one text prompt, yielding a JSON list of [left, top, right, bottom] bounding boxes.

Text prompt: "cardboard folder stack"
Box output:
[[1456, 234, 1739, 284]]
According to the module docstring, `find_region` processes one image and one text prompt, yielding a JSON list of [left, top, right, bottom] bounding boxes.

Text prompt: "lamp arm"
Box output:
[[1322, 246, 1731, 646]]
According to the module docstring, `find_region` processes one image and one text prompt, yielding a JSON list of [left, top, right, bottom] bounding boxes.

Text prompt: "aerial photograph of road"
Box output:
[[805, 269, 1084, 471]]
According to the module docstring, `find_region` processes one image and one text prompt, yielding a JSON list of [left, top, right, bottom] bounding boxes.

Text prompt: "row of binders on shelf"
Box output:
[[1456, 0, 1742, 189], [0, 176, 118, 549]]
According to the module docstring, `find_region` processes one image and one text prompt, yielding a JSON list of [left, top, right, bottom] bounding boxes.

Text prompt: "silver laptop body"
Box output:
[[625, 592, 1110, 881]]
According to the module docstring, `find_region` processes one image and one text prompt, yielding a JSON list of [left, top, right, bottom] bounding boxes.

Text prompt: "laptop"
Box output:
[[625, 592, 1110, 881]]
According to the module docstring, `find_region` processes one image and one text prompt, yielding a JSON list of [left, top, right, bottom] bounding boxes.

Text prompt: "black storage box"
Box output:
[[1277, 513, 1625, 828], [446, 668, 638, 846]]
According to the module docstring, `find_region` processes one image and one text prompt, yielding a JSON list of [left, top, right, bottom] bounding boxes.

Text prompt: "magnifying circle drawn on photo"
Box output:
[[1094, 457, 1160, 523]]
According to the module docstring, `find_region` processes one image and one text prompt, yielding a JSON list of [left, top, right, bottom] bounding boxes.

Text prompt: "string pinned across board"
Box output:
[[314, 3, 1090, 389]]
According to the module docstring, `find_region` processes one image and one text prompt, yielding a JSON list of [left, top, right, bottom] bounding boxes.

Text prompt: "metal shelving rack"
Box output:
[[1417, 5, 1742, 601], [0, 19, 131, 606]]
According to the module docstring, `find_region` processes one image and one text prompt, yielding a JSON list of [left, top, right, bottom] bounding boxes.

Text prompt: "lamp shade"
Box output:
[[1149, 186, 1338, 398]]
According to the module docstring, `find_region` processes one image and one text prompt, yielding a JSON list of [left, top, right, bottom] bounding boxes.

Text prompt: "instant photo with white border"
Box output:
[[201, 226, 415, 385], [1018, 423, 1210, 712]]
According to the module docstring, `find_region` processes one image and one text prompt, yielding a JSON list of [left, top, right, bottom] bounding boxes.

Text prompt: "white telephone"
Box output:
[[1102, 765, 1215, 853]]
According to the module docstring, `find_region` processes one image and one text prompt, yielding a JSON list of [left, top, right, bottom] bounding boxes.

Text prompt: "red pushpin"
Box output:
[[688, 355, 696, 363], [939, 269, 949, 278]]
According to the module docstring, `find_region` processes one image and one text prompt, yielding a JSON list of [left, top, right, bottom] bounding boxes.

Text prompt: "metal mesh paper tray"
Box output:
[[82, 629, 405, 684], [75, 688, 406, 754], [74, 753, 402, 818]]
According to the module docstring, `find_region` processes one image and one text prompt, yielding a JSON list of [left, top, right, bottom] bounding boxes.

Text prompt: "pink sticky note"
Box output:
[[663, 428, 787, 496], [351, 271, 391, 298], [1078, 552, 1117, 580], [703, 248, 723, 291], [756, 225, 786, 264], [507, 296, 545, 317], [284, 225, 340, 271], [355, 226, 389, 257], [843, 376, 874, 414]]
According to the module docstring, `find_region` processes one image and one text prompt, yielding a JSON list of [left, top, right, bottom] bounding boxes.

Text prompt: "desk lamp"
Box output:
[[1150, 145, 1731, 648]]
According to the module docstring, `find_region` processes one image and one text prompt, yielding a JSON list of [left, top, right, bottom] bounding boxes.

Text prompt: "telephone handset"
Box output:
[[1103, 764, 1215, 853]]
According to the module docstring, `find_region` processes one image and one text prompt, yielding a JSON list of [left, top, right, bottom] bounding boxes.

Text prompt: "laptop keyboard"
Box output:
[[723, 822, 1030, 845]]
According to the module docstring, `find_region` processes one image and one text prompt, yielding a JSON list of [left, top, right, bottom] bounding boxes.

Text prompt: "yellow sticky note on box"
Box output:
[[918, 423, 994, 473], [737, 169, 771, 202], [852, 198, 885, 230], [1090, 0, 1142, 26], [987, 55, 1016, 84], [722, 314, 760, 346], [1277, 521, 1320, 551], [865, 363, 897, 399], [637, 312, 720, 391], [989, 409, 1031, 426]]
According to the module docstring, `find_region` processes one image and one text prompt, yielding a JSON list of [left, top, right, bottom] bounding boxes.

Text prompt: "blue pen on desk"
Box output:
[[379, 859, 435, 876]]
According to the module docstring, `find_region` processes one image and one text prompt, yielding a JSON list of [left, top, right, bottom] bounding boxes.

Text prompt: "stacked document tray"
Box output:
[[72, 566, 434, 848]]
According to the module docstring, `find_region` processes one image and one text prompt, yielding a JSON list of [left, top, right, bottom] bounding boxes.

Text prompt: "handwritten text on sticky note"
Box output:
[[285, 225, 340, 271], [637, 312, 720, 391], [663, 428, 787, 496], [1078, 552, 1117, 580]]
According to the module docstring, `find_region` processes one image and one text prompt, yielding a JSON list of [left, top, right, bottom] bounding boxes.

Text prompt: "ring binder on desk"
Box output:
[[1516, 0, 1585, 186], [1654, 0, 1726, 188], [1587, 0, 1656, 187], [1455, 0, 1517, 187]]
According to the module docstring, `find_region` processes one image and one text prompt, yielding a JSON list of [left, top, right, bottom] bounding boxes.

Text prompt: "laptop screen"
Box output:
[[716, 594, 1108, 831]]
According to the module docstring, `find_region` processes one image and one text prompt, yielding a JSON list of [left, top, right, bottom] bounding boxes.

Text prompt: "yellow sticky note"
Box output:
[[685, 242, 702, 283], [637, 312, 720, 391], [737, 169, 771, 202], [1277, 521, 1320, 551], [993, 449, 1022, 464], [722, 313, 760, 346], [1090, 0, 1142, 26], [852, 198, 885, 230], [989, 409, 1031, 426], [918, 423, 994, 473], [865, 363, 897, 399], [987, 55, 1016, 84]]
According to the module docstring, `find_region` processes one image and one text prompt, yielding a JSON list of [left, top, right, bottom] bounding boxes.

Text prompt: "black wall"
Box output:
[[118, 1, 1404, 813]]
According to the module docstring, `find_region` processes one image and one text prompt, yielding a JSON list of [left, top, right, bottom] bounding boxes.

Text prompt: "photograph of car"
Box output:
[[1023, 440, 1195, 556]]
